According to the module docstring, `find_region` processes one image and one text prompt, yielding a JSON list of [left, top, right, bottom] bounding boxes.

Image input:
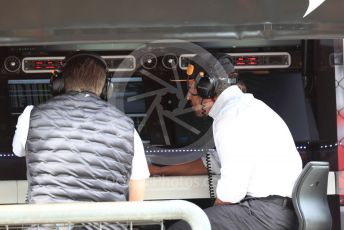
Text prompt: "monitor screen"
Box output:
[[108, 77, 150, 144], [240, 72, 319, 143], [2, 79, 52, 154], [8, 79, 51, 110], [107, 76, 214, 149]]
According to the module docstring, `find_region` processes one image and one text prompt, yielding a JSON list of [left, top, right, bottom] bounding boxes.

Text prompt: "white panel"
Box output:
[[102, 55, 136, 72], [0, 172, 337, 204], [144, 175, 218, 200], [0, 181, 17, 204], [327, 172, 336, 195], [17, 180, 28, 203]]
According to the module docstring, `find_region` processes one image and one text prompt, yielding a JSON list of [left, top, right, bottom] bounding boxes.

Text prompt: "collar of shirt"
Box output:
[[67, 90, 99, 98], [209, 85, 243, 119]]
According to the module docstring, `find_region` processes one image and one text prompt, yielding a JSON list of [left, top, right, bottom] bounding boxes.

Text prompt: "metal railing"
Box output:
[[0, 200, 211, 230]]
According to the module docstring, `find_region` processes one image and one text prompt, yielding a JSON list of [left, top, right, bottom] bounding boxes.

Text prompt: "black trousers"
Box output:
[[168, 196, 297, 230]]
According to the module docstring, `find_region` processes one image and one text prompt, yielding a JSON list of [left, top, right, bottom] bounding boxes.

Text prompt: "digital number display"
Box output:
[[235, 56, 258, 65], [22, 56, 136, 73], [180, 52, 291, 70], [23, 57, 65, 73], [30, 60, 63, 70], [230, 53, 290, 69]]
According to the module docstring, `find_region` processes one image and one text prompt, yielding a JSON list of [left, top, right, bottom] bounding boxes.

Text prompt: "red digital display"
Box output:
[[247, 57, 257, 65], [29, 60, 63, 71], [235, 56, 258, 65], [236, 57, 246, 65]]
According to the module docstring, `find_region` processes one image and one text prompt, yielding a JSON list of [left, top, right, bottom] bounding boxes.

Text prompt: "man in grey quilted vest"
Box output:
[[12, 54, 150, 208]]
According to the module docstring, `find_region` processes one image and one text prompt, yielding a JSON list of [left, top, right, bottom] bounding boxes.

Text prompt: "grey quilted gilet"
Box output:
[[26, 91, 134, 204]]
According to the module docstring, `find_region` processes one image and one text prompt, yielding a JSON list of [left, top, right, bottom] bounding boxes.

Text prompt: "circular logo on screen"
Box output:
[[113, 40, 223, 160]]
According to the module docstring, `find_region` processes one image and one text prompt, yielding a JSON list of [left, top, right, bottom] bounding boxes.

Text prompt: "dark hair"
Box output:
[[214, 71, 239, 96], [50, 72, 65, 96], [63, 56, 106, 96]]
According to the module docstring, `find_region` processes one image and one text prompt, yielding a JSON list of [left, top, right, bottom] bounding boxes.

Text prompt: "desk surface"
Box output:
[[0, 175, 218, 204], [0, 173, 335, 204]]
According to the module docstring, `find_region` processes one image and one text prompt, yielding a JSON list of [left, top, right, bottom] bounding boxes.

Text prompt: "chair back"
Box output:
[[292, 161, 332, 230]]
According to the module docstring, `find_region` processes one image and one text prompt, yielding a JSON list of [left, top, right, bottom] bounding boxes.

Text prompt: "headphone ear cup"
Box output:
[[50, 72, 65, 96], [196, 75, 216, 99], [100, 76, 112, 101], [107, 81, 114, 100]]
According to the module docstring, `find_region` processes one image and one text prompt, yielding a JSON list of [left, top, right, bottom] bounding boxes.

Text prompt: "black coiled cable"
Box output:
[[205, 151, 215, 202]]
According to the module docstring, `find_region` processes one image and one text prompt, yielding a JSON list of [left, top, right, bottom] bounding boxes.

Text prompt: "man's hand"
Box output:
[[129, 179, 145, 201], [186, 80, 198, 97], [214, 198, 231, 206], [148, 164, 162, 176]]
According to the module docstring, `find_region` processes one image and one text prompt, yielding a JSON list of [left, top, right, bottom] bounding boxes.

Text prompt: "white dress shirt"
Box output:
[[209, 85, 302, 203], [12, 106, 150, 180]]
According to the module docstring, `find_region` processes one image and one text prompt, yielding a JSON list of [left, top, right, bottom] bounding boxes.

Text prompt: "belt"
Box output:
[[242, 195, 294, 209], [259, 195, 294, 209]]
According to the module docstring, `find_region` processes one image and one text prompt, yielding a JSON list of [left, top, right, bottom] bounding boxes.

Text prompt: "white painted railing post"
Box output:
[[0, 200, 210, 230]]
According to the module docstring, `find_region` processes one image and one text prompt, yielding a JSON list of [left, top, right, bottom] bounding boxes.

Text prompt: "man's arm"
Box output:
[[129, 130, 150, 201], [214, 198, 232, 206], [149, 159, 208, 176], [12, 105, 34, 157], [129, 179, 146, 201]]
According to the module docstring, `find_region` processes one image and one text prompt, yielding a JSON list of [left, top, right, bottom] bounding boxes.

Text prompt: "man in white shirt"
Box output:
[[169, 53, 302, 230], [12, 53, 150, 207], [148, 82, 247, 177]]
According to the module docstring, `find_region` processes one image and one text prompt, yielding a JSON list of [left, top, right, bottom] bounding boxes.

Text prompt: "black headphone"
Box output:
[[50, 53, 112, 101], [187, 53, 237, 99], [195, 71, 217, 99]]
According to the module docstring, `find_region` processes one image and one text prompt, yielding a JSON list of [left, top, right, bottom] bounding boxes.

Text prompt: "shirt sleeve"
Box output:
[[200, 150, 221, 175], [12, 105, 34, 157], [214, 116, 253, 203], [130, 129, 150, 180]]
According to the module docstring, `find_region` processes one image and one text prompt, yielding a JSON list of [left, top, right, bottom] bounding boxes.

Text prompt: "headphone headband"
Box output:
[[62, 53, 108, 72], [51, 52, 112, 101]]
